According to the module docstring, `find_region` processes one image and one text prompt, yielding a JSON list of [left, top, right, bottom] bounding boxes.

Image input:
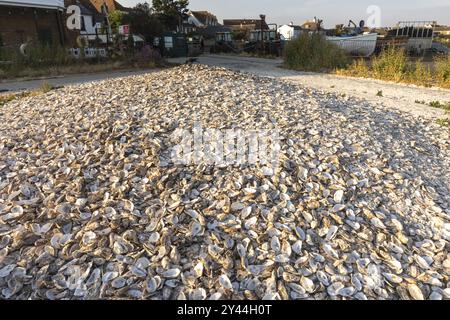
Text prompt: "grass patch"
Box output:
[[376, 90, 383, 97], [283, 33, 350, 72], [0, 45, 164, 80], [1, 82, 62, 109], [424, 100, 450, 128], [336, 47, 450, 89], [436, 118, 450, 128], [0, 93, 18, 107], [39, 81, 53, 93], [428, 101, 450, 109], [0, 91, 35, 107]]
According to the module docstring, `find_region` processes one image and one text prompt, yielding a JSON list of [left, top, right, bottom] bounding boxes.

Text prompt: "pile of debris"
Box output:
[[0, 65, 448, 300]]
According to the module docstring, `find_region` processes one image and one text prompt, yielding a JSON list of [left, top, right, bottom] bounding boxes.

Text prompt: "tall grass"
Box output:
[[436, 55, 450, 84], [0, 44, 163, 79], [1, 45, 77, 69], [284, 33, 350, 72], [337, 47, 450, 89], [371, 47, 408, 82]]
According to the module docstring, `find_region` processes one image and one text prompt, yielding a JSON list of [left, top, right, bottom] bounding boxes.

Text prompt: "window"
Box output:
[[164, 37, 173, 48]]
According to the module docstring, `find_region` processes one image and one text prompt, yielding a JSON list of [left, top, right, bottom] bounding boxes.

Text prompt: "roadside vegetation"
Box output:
[[0, 81, 58, 107], [0, 46, 164, 79], [283, 33, 350, 72], [0, 43, 164, 80], [283, 35, 450, 89], [336, 47, 450, 89]]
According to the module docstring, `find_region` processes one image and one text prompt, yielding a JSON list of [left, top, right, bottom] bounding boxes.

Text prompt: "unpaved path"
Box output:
[[170, 54, 450, 120], [0, 69, 156, 93]]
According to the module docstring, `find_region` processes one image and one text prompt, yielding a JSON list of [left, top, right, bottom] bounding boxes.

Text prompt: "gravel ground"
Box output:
[[170, 55, 450, 120], [0, 65, 449, 300]]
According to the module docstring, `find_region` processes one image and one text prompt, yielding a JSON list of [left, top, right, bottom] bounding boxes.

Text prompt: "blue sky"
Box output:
[[120, 0, 450, 27]]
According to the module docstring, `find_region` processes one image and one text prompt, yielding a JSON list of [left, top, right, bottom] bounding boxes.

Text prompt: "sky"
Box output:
[[120, 0, 450, 28]]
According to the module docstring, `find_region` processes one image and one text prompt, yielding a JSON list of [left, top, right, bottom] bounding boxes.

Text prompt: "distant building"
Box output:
[[301, 19, 322, 31], [435, 25, 450, 37], [223, 19, 269, 31], [278, 23, 303, 41], [65, 0, 105, 35], [187, 10, 219, 27], [182, 10, 230, 38], [0, 0, 130, 50], [0, 0, 66, 49], [65, 0, 140, 48]]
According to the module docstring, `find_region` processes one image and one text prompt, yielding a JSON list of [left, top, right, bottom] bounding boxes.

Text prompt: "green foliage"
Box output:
[[340, 58, 369, 77], [376, 90, 383, 97], [337, 47, 450, 89], [436, 118, 450, 128], [409, 60, 433, 87], [371, 47, 408, 82], [109, 10, 126, 34], [428, 101, 450, 110], [435, 55, 450, 84], [431, 100, 450, 129], [152, 0, 189, 31], [123, 3, 165, 42], [39, 81, 53, 93], [0, 94, 16, 107], [283, 33, 350, 72], [3, 45, 75, 70], [0, 41, 163, 79]]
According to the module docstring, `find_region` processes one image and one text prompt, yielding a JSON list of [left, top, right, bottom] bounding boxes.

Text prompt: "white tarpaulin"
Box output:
[[0, 0, 64, 9]]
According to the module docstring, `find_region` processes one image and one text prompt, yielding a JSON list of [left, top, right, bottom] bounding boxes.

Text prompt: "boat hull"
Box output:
[[326, 33, 378, 57]]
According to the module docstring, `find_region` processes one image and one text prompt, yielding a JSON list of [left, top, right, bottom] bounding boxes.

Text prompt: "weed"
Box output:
[[39, 82, 53, 93], [284, 33, 350, 72], [334, 47, 450, 89]]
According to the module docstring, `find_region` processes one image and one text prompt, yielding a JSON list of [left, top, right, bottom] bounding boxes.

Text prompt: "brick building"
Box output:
[[0, 0, 66, 49]]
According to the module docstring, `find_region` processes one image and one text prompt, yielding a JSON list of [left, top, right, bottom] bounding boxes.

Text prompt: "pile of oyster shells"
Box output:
[[0, 65, 448, 300]]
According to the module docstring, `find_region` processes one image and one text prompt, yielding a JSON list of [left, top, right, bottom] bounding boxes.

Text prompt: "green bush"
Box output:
[[436, 55, 450, 84], [284, 33, 350, 72], [337, 47, 450, 89], [408, 60, 433, 86], [371, 46, 408, 82]]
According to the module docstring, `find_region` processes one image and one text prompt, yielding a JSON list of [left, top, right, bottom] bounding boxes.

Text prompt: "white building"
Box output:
[[278, 24, 303, 41]]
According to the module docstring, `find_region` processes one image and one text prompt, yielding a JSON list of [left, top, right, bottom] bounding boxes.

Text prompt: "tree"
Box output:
[[109, 10, 126, 34], [122, 3, 164, 42], [152, 0, 189, 31]]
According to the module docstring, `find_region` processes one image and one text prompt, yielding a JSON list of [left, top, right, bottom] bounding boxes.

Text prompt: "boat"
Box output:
[[326, 33, 378, 57]]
